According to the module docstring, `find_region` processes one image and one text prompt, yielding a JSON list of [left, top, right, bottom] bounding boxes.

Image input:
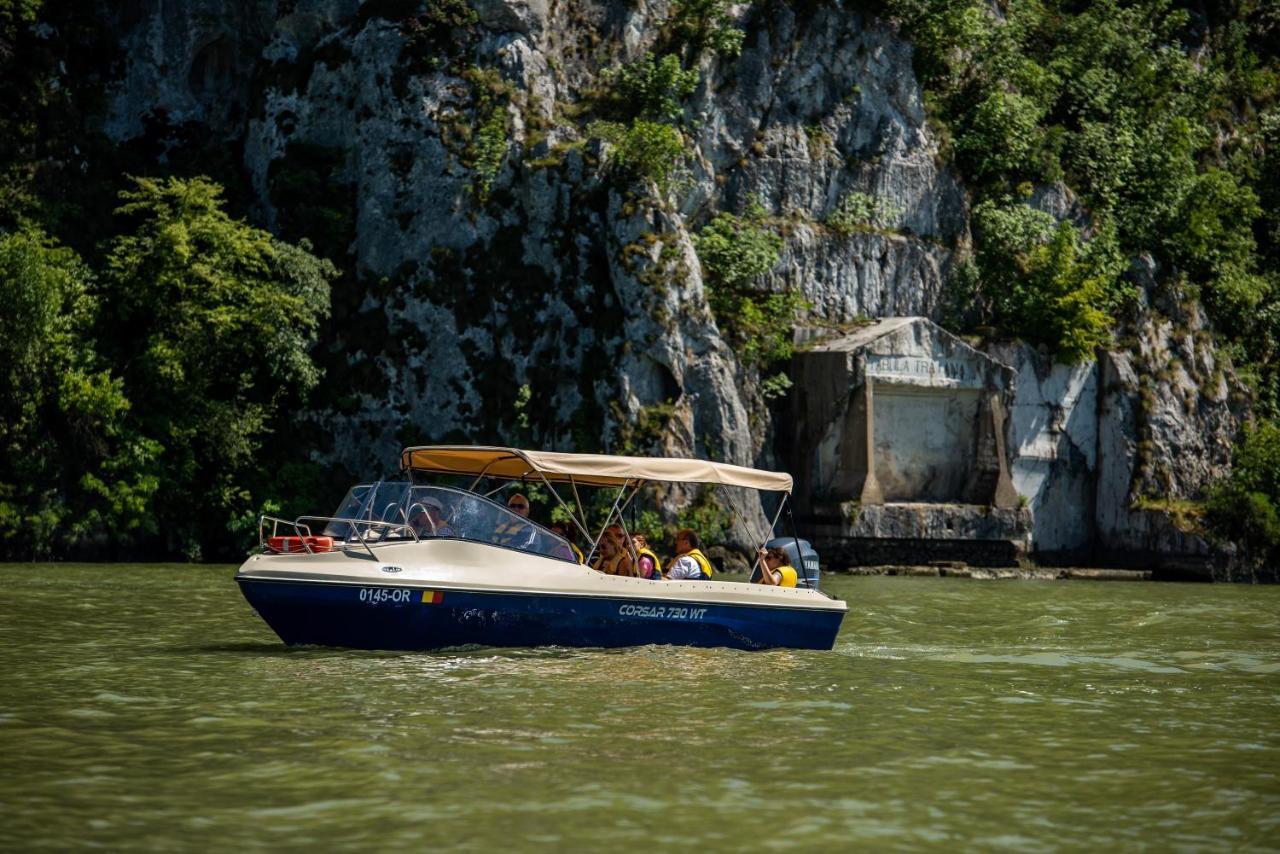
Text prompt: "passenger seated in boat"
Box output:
[[607, 525, 645, 578], [666, 528, 714, 580], [631, 533, 662, 580], [591, 528, 635, 576], [755, 546, 798, 588], [409, 497, 456, 538], [493, 493, 537, 550], [549, 520, 584, 563]]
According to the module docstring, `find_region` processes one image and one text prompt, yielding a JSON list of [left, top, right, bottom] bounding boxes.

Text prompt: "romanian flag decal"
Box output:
[[421, 590, 444, 605]]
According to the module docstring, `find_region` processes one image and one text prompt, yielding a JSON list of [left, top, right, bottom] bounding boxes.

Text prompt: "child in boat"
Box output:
[[755, 546, 798, 588], [631, 533, 662, 580], [607, 525, 657, 578], [592, 528, 635, 576]]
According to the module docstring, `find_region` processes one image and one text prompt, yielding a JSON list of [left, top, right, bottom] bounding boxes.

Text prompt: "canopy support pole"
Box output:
[[569, 477, 587, 535], [786, 497, 806, 587], [754, 495, 789, 582], [584, 480, 642, 567], [534, 469, 593, 546], [610, 483, 644, 567], [466, 454, 521, 492], [718, 486, 787, 581]]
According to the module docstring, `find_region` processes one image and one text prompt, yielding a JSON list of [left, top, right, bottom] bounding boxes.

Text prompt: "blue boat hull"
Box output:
[[237, 579, 844, 651]]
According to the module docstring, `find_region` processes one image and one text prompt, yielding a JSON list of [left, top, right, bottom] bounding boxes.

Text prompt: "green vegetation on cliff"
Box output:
[[2, 0, 1277, 563], [890, 0, 1277, 387], [1206, 420, 1280, 569]]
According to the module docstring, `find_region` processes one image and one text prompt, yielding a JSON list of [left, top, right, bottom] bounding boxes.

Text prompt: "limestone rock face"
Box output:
[[993, 272, 1246, 565], [1094, 284, 1246, 561], [99, 0, 963, 546], [97, 0, 1245, 562], [992, 342, 1098, 556], [771, 227, 951, 320]]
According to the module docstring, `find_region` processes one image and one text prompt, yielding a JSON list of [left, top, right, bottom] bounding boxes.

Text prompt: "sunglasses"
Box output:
[[509, 501, 528, 509]]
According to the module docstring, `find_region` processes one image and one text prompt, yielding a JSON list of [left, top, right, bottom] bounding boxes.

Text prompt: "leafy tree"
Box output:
[[101, 176, 336, 556], [461, 67, 513, 205], [970, 200, 1127, 361], [887, 0, 1274, 371], [955, 89, 1047, 185], [1206, 420, 1280, 570], [1167, 168, 1262, 280], [666, 0, 746, 60], [0, 226, 158, 558], [695, 205, 784, 291]]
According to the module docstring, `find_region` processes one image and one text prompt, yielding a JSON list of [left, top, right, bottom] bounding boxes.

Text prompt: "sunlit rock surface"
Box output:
[[99, 0, 1247, 562]]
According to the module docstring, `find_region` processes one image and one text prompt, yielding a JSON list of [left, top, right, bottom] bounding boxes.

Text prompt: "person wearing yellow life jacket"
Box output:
[[667, 528, 714, 580], [755, 546, 798, 588], [591, 529, 634, 576], [494, 493, 536, 550], [548, 520, 584, 563], [632, 533, 663, 580]]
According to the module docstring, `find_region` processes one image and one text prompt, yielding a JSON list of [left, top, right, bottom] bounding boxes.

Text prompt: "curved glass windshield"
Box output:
[[321, 482, 575, 562], [321, 482, 411, 541]]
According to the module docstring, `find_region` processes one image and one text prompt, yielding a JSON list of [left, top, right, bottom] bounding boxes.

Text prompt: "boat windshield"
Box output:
[[321, 482, 575, 562], [322, 482, 412, 540]]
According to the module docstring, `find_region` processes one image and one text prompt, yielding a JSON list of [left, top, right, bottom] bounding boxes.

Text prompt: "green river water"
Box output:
[[1, 565, 1277, 851]]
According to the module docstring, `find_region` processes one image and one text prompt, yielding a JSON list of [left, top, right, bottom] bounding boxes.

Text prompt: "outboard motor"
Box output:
[[762, 537, 821, 590]]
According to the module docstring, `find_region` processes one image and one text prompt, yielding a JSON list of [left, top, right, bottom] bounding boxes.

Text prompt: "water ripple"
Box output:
[[0, 566, 1277, 850]]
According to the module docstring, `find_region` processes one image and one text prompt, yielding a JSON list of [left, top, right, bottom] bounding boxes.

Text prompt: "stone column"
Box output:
[[989, 394, 1019, 509], [859, 378, 884, 504]]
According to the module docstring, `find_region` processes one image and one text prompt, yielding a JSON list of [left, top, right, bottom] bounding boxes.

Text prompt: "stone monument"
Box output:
[[789, 317, 1030, 567]]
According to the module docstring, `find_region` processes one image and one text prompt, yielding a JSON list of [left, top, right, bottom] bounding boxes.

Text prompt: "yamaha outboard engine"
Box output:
[[761, 537, 821, 590]]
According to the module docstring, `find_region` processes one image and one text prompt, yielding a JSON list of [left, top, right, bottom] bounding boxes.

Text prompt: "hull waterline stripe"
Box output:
[[234, 574, 845, 614]]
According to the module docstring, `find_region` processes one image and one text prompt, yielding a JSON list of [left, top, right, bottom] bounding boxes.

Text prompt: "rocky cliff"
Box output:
[[96, 0, 1247, 558]]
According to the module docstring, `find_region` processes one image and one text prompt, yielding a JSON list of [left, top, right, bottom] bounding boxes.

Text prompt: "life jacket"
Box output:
[[684, 547, 714, 579], [570, 543, 584, 564], [493, 517, 528, 546], [598, 550, 634, 576], [636, 547, 662, 579], [775, 565, 799, 588]]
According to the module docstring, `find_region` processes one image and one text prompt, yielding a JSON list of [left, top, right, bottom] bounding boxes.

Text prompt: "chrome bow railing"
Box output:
[[258, 514, 419, 559]]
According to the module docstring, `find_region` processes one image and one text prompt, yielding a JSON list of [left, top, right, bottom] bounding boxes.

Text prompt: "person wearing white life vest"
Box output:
[[666, 528, 714, 580]]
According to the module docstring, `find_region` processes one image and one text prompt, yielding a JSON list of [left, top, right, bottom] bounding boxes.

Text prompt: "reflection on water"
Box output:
[[1, 565, 1278, 849]]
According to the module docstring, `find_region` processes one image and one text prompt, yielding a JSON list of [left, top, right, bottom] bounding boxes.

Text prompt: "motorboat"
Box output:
[[235, 446, 847, 651]]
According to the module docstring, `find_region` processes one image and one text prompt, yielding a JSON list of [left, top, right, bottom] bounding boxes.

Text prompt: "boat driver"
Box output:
[[493, 493, 537, 550], [409, 496, 456, 538]]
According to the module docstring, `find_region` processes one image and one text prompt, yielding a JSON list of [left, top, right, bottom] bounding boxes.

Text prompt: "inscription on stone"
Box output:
[[866, 353, 985, 388]]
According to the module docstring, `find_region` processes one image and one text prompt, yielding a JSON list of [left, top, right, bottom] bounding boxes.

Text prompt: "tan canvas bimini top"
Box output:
[[400, 446, 792, 493]]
